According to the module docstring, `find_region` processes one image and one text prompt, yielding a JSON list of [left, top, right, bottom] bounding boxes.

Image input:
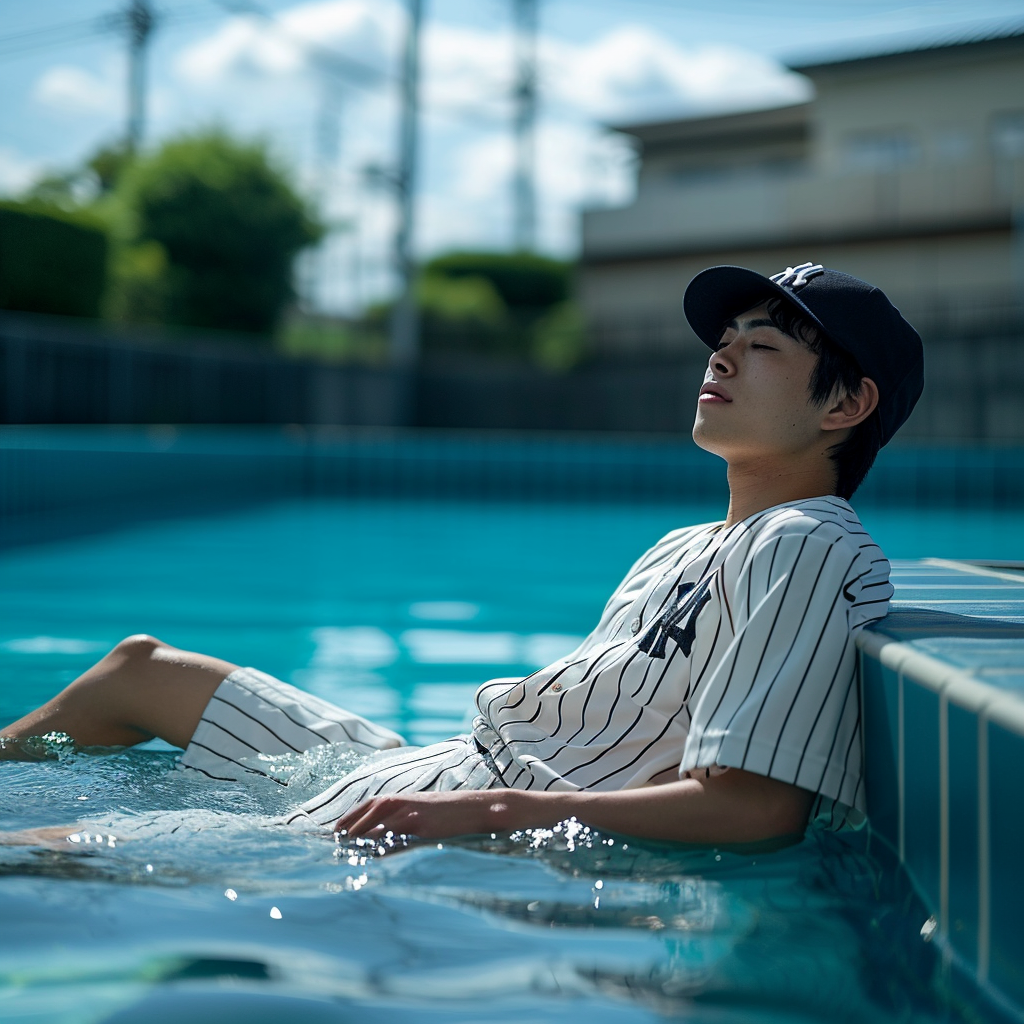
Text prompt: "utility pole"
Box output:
[[389, 0, 423, 370], [301, 74, 345, 311], [125, 0, 154, 152], [511, 0, 538, 252]]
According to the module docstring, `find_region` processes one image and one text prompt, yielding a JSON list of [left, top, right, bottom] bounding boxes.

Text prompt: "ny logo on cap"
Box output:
[[770, 262, 825, 291]]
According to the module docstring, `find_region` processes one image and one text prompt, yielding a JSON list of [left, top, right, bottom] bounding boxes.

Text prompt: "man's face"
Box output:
[[692, 302, 827, 463]]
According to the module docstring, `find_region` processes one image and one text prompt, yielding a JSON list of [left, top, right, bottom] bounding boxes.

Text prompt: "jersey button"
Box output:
[[551, 682, 563, 692], [630, 617, 641, 634]]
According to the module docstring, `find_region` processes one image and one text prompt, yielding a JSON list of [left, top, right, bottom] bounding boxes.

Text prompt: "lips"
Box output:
[[698, 382, 732, 402]]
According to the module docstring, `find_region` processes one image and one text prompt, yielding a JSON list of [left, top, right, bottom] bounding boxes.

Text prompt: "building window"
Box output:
[[933, 126, 973, 163], [670, 157, 806, 187], [843, 129, 920, 171], [990, 111, 1024, 158]]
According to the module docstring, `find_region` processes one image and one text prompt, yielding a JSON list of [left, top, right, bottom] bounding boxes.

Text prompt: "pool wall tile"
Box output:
[[860, 571, 1024, 1022], [3, 429, 1024, 526], [946, 700, 979, 964], [902, 682, 942, 912], [986, 721, 1024, 1008], [860, 654, 900, 847]]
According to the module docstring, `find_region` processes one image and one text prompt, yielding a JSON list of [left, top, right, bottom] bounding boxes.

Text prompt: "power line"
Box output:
[[0, 15, 117, 48], [0, 18, 119, 59], [0, 4, 216, 59]]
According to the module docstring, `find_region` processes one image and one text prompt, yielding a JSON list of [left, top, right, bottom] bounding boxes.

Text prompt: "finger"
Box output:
[[333, 798, 381, 835], [337, 803, 394, 839]]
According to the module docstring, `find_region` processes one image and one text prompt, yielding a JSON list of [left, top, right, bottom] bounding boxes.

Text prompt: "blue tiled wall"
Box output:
[[860, 656, 900, 848], [2, 429, 1023, 533], [859, 561, 1024, 1017], [987, 721, 1024, 1006], [946, 701, 980, 967], [902, 682, 942, 912]]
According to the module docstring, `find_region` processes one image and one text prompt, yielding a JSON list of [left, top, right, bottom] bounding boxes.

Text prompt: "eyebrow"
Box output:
[[723, 316, 776, 332]]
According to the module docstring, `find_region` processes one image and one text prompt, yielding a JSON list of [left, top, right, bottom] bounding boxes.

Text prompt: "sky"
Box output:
[[3, 0, 1024, 313]]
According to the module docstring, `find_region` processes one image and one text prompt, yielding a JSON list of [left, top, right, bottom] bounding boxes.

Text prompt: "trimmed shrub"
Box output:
[[424, 252, 570, 311], [0, 201, 108, 318]]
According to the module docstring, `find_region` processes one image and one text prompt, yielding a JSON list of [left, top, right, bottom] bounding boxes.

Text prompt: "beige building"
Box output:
[[578, 26, 1024, 439]]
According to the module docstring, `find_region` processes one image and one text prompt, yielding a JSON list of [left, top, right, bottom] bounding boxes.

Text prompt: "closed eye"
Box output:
[[751, 344, 777, 351]]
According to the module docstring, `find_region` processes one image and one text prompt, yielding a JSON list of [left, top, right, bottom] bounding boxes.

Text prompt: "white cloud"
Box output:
[[176, 15, 305, 82], [422, 21, 511, 113], [414, 20, 809, 252], [418, 118, 635, 254], [33, 65, 120, 116], [176, 3, 806, 121], [547, 25, 811, 122], [169, 3, 813, 299], [420, 21, 810, 126], [175, 0, 395, 85], [0, 147, 41, 196]]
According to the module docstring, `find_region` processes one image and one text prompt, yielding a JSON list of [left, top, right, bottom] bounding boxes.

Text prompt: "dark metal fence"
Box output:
[[2, 308, 1023, 440], [0, 312, 406, 427]]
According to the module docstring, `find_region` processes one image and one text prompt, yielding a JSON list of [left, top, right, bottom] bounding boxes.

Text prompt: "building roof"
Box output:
[[608, 102, 810, 151], [607, 17, 1024, 146], [788, 18, 1024, 74]]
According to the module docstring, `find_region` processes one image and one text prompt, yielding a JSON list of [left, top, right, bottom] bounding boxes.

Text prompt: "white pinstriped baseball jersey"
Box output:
[[471, 496, 891, 818], [183, 496, 891, 830]]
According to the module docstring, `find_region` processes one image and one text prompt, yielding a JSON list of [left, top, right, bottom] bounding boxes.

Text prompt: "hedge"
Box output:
[[424, 252, 571, 310], [0, 201, 108, 318]]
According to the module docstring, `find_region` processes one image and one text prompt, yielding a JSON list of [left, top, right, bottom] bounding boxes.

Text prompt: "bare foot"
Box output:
[[0, 732, 76, 762], [0, 826, 115, 851]]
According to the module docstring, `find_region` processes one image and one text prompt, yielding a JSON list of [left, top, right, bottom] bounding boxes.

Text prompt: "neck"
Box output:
[[723, 455, 838, 528]]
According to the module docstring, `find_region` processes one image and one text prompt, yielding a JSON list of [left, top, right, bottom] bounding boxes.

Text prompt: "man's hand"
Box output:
[[333, 789, 559, 841], [333, 769, 815, 844]]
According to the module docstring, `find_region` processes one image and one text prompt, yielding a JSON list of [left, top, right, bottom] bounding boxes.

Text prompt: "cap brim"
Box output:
[[682, 266, 830, 349]]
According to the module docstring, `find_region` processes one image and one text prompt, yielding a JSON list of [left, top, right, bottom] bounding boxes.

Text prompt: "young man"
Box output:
[[1, 262, 924, 847]]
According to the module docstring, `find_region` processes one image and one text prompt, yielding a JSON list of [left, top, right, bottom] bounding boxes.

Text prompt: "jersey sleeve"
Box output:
[[679, 526, 877, 812]]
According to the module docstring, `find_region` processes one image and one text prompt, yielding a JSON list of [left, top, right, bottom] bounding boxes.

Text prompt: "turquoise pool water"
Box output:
[[1, 497, 1019, 1023]]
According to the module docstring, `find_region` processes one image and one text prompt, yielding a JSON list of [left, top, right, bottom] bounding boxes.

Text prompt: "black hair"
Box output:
[[763, 297, 881, 499]]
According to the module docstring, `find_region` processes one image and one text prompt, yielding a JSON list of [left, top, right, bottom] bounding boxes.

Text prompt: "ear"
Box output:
[[820, 377, 879, 433]]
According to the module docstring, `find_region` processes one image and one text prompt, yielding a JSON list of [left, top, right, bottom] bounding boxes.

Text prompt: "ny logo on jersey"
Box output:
[[770, 262, 825, 292], [638, 576, 713, 660]]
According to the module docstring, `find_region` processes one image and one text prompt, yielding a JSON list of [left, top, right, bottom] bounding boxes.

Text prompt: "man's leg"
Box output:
[[0, 635, 237, 758]]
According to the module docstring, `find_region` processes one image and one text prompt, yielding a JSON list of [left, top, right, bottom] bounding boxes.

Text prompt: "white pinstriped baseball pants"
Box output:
[[180, 668, 502, 828]]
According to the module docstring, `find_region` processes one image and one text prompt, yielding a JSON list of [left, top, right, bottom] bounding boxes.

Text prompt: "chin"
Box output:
[[691, 420, 725, 457]]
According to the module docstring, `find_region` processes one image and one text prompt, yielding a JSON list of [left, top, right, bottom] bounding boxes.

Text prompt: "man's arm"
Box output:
[[333, 768, 815, 844]]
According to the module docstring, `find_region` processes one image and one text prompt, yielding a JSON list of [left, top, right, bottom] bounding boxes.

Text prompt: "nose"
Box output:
[[709, 341, 735, 377]]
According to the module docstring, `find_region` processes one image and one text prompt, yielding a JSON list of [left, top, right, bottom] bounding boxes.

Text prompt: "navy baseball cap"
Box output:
[[683, 262, 924, 447]]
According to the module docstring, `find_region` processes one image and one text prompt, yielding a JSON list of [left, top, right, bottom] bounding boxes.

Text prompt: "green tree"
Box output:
[[115, 131, 321, 335], [88, 143, 132, 194]]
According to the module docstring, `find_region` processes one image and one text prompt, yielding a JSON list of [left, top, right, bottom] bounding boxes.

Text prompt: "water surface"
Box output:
[[1, 497, 1013, 1023]]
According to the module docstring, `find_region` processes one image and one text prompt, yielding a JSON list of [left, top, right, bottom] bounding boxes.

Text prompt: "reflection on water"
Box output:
[[0, 743, 961, 1024], [0, 498, 1005, 1022]]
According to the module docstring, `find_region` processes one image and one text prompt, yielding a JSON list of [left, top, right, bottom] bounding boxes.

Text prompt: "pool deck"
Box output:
[[859, 559, 1024, 1017]]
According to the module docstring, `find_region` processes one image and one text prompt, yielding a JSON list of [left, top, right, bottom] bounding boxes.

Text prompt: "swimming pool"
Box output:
[[0, 491, 1015, 1024]]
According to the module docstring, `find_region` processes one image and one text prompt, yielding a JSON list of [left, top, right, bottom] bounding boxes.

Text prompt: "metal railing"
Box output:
[[2, 302, 1023, 440]]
